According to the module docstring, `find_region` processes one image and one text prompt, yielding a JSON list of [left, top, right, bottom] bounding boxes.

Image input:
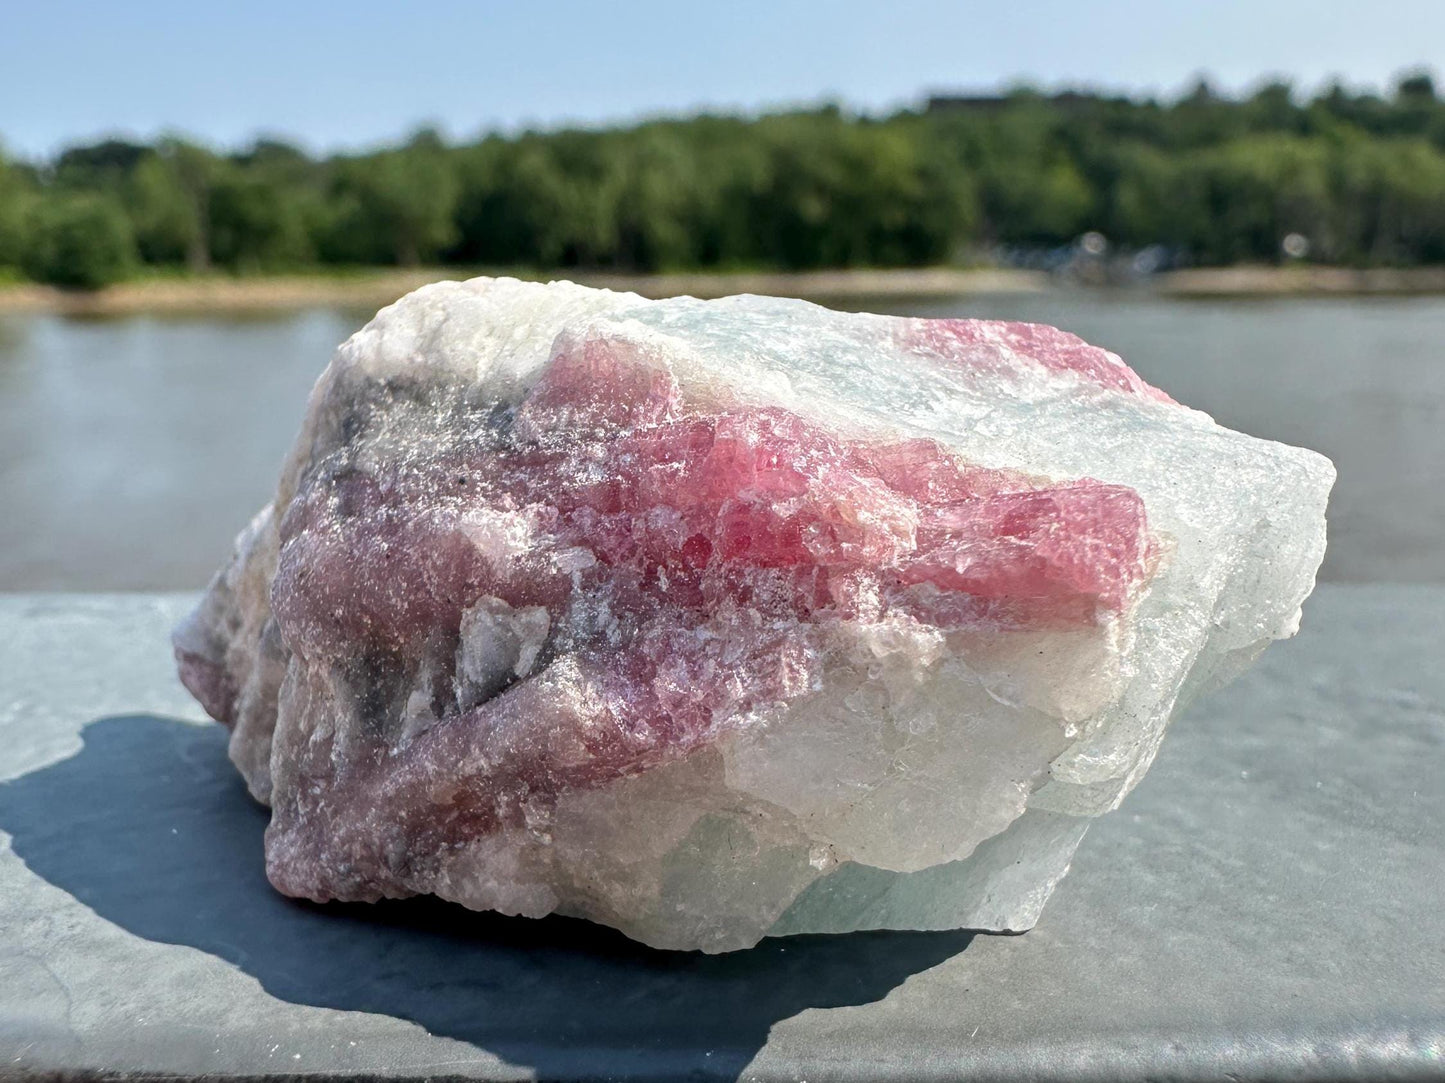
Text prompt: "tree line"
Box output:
[[3, 73, 1445, 289]]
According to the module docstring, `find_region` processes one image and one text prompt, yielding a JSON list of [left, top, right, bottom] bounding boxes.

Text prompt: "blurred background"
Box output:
[[2, 1, 1441, 589]]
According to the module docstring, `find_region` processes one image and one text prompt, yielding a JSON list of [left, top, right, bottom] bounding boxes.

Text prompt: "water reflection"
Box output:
[[2, 294, 1441, 588], [0, 315, 28, 374], [1, 309, 358, 589]]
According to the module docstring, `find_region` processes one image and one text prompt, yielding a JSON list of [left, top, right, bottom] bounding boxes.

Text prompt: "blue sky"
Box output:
[[3, 0, 1441, 158]]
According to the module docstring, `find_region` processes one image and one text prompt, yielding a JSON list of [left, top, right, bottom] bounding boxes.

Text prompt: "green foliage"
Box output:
[[744, 113, 975, 268], [323, 131, 459, 265], [4, 74, 1445, 284], [0, 148, 38, 269], [1189, 136, 1333, 262], [1329, 136, 1445, 263], [209, 172, 315, 270], [21, 193, 136, 289], [126, 150, 205, 266]]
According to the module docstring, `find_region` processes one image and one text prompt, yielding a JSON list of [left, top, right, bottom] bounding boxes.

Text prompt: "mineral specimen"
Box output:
[[174, 277, 1334, 952]]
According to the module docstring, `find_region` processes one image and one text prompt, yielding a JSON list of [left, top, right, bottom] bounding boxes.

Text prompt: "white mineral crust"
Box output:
[[173, 276, 1334, 951]]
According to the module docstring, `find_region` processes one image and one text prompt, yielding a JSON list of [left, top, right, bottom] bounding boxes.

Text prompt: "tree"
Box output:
[[1397, 72, 1437, 102], [1105, 143, 1201, 248], [0, 148, 37, 270], [22, 193, 136, 289], [609, 126, 699, 271], [1330, 136, 1445, 263], [160, 139, 220, 272], [126, 151, 205, 266], [1192, 137, 1332, 263], [970, 102, 1095, 246], [745, 111, 976, 268], [11, 80, 1445, 280], [208, 170, 313, 270], [206, 140, 320, 270], [52, 137, 218, 271], [52, 140, 150, 189], [1244, 80, 1301, 134], [450, 133, 619, 268], [326, 130, 459, 265]]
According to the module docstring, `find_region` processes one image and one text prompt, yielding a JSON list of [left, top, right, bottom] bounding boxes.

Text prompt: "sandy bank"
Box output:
[[0, 268, 1046, 316], [3, 264, 1445, 316], [1156, 265, 1445, 296]]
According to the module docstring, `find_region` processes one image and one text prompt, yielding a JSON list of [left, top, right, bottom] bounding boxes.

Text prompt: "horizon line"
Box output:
[[5, 64, 1439, 165]]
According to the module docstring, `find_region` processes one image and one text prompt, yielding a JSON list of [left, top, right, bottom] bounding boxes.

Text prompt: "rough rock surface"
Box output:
[[174, 277, 1334, 952]]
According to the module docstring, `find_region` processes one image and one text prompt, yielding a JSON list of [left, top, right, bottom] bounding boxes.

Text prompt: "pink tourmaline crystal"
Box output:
[[174, 278, 1333, 951]]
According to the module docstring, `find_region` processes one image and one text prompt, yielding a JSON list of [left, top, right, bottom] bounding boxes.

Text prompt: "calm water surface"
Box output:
[[2, 293, 1440, 589]]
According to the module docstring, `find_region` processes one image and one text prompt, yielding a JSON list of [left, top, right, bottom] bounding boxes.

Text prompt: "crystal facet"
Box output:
[[174, 277, 1334, 952]]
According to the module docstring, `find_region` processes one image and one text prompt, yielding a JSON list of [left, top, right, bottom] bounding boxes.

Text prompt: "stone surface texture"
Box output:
[[172, 277, 1334, 951]]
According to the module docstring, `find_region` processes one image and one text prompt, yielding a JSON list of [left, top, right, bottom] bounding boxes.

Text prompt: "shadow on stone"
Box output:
[[0, 715, 975, 1080]]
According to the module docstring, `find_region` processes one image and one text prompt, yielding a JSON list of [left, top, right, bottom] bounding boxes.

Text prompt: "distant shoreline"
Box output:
[[4, 264, 1445, 316]]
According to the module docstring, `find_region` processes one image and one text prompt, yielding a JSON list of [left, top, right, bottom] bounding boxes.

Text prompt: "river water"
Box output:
[[2, 293, 1440, 589]]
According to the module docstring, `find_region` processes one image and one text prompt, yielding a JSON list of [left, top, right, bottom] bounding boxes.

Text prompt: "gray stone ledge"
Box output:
[[0, 585, 1441, 1081]]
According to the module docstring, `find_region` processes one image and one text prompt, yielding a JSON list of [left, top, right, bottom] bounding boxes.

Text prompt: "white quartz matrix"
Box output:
[[174, 277, 1334, 952]]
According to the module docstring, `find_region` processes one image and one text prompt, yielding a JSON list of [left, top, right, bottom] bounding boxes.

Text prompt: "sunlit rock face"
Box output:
[[174, 277, 1334, 952]]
